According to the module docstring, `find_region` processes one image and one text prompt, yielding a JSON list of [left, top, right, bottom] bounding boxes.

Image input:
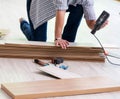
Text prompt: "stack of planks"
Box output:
[[0, 41, 105, 61]]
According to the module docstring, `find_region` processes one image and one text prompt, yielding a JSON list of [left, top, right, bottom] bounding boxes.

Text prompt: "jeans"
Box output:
[[20, 0, 47, 41], [62, 5, 83, 42], [20, 3, 83, 42]]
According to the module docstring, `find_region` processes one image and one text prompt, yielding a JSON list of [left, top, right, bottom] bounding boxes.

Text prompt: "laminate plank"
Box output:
[[0, 42, 105, 61], [1, 76, 120, 99]]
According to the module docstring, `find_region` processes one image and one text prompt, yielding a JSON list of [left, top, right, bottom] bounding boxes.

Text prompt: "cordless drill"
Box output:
[[91, 10, 110, 34]]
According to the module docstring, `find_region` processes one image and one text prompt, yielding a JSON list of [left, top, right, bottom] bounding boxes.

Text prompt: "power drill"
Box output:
[[91, 10, 110, 34]]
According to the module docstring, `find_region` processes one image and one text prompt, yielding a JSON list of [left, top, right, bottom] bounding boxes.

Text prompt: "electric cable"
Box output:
[[93, 34, 120, 66], [107, 54, 120, 59]]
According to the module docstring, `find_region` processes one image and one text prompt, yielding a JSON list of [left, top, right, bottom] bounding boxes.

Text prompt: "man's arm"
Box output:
[[86, 20, 96, 30], [55, 10, 65, 39], [54, 10, 69, 49]]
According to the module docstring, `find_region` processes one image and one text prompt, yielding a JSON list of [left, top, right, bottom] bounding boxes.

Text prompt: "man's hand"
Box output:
[[55, 39, 69, 49], [86, 20, 109, 30], [100, 20, 108, 29]]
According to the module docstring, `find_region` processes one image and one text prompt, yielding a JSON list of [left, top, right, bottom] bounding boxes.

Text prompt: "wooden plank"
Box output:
[[1, 76, 120, 99], [0, 53, 105, 61], [38, 65, 81, 79], [4, 41, 101, 48], [0, 42, 105, 61], [3, 42, 103, 53]]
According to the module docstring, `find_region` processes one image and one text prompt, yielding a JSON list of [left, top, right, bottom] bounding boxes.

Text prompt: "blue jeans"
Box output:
[[20, 0, 47, 41], [20, 3, 83, 42], [62, 5, 83, 42]]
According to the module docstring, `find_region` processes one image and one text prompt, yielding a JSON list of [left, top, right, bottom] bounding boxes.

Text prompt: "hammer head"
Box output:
[[51, 57, 64, 65]]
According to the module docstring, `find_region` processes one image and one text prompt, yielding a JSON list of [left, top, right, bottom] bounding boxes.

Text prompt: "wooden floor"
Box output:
[[0, 0, 120, 99], [1, 55, 120, 99]]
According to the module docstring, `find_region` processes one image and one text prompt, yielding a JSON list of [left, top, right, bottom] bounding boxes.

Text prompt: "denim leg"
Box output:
[[62, 5, 83, 42], [27, 0, 47, 41], [26, 0, 35, 40], [33, 22, 47, 41], [27, 0, 31, 22], [20, 20, 33, 40]]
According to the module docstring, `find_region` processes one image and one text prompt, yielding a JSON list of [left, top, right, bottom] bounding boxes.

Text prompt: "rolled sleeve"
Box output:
[[83, 0, 96, 20], [54, 0, 68, 10]]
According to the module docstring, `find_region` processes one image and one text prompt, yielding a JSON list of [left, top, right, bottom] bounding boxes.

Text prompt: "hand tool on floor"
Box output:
[[34, 58, 68, 70], [59, 65, 69, 70], [34, 59, 49, 66], [51, 57, 68, 70], [51, 57, 64, 66]]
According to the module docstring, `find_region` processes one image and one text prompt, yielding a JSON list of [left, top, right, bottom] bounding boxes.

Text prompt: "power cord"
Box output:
[[93, 34, 120, 66]]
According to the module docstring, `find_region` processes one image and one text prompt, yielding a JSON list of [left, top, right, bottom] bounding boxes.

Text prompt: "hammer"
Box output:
[[51, 57, 64, 66]]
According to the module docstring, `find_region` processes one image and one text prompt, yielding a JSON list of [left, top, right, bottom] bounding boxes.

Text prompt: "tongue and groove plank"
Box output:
[[1, 76, 120, 99], [0, 42, 105, 61]]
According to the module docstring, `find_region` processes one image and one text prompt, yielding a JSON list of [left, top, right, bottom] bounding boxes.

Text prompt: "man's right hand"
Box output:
[[54, 39, 69, 49]]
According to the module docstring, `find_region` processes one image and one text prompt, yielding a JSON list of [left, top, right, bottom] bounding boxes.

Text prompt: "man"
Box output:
[[20, 0, 108, 49]]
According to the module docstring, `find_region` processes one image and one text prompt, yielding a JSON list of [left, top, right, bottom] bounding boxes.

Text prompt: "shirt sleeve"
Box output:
[[54, 0, 68, 10], [82, 0, 96, 20]]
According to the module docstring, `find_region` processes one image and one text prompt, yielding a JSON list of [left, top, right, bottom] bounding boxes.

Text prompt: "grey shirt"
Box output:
[[55, 0, 96, 20], [30, 0, 96, 29]]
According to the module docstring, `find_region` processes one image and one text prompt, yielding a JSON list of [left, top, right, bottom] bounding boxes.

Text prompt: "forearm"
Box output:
[[55, 10, 66, 39], [86, 20, 96, 30], [54, 10, 69, 49]]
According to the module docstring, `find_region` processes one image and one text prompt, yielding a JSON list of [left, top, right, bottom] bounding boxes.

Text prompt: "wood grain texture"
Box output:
[[1, 76, 120, 99], [38, 65, 81, 79], [0, 42, 105, 61]]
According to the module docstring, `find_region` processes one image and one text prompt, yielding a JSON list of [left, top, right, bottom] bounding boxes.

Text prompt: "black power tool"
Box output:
[[91, 10, 110, 34]]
